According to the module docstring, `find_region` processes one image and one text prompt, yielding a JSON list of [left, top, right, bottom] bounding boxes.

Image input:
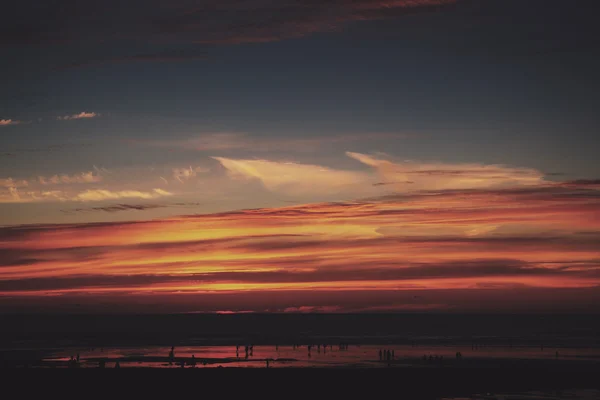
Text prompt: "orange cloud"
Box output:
[[1, 181, 599, 311], [347, 152, 545, 190], [57, 112, 99, 121], [213, 157, 370, 196], [0, 119, 22, 126], [74, 188, 172, 201]]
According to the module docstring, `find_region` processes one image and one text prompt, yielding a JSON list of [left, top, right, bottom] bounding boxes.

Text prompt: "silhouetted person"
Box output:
[[379, 349, 382, 360], [266, 359, 270, 368], [392, 350, 395, 359], [99, 359, 105, 368], [76, 353, 80, 363], [115, 361, 120, 368], [191, 355, 196, 367]]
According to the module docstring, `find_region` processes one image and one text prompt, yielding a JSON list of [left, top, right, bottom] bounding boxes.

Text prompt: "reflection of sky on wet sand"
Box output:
[[44, 344, 600, 369]]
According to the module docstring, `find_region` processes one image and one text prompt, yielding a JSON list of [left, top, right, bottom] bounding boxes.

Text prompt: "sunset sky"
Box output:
[[1, 0, 599, 313]]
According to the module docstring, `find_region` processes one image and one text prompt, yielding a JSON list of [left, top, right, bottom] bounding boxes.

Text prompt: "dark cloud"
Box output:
[[2, 0, 459, 48], [62, 203, 167, 214], [560, 180, 600, 187], [1, 258, 599, 292], [4, 286, 600, 314], [373, 181, 414, 186], [61, 202, 206, 214]]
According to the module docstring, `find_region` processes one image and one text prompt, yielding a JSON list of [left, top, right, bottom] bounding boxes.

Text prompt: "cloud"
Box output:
[[0, 119, 21, 126], [57, 112, 99, 121], [283, 305, 342, 313], [347, 152, 545, 190], [213, 156, 370, 196], [64, 204, 167, 213], [1, 167, 599, 313], [211, 153, 548, 198], [3, 0, 459, 48], [74, 188, 172, 202], [61, 202, 203, 214], [38, 171, 102, 185], [559, 179, 600, 188], [154, 0, 459, 46], [172, 166, 209, 183], [0, 178, 29, 188]]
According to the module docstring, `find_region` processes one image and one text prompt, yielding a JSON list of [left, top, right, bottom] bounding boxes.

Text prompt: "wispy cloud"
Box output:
[[172, 166, 210, 183], [0, 119, 22, 126], [155, 0, 459, 46], [212, 153, 547, 198], [61, 202, 202, 214], [0, 178, 29, 189], [4, 0, 459, 47], [38, 171, 102, 185], [213, 156, 369, 196], [74, 188, 172, 202], [347, 152, 545, 190], [283, 305, 342, 313], [57, 112, 99, 121], [65, 204, 167, 213]]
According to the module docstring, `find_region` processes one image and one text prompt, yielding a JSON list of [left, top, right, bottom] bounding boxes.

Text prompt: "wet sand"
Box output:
[[3, 314, 599, 397]]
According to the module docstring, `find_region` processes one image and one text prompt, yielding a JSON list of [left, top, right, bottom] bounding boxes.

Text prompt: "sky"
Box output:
[[1, 0, 599, 313]]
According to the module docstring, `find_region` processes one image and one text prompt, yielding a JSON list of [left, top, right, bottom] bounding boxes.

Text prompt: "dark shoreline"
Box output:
[[2, 313, 599, 350]]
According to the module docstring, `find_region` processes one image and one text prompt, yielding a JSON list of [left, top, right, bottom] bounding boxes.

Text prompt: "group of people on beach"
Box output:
[[379, 349, 395, 362], [236, 344, 254, 359]]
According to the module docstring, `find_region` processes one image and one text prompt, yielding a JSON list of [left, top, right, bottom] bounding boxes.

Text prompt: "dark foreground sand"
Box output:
[[5, 363, 600, 399]]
